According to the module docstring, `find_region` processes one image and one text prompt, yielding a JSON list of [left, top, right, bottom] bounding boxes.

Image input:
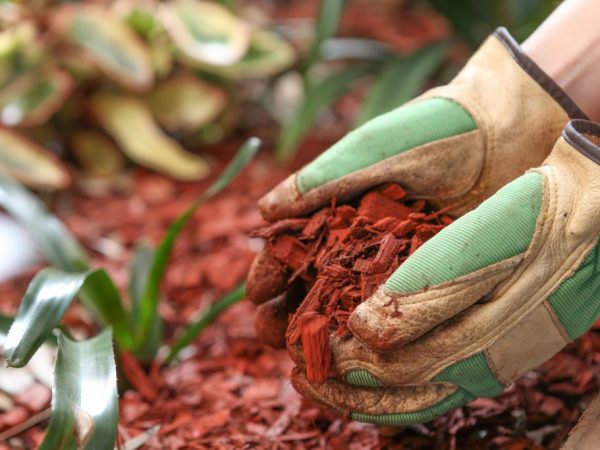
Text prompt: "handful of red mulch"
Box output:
[[252, 183, 453, 383]]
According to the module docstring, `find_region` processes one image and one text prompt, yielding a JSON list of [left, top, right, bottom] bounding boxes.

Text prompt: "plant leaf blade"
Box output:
[[160, 0, 251, 66], [136, 137, 259, 347], [40, 329, 118, 450], [184, 31, 295, 80], [146, 74, 227, 133], [0, 129, 71, 190], [3, 268, 86, 368], [277, 63, 376, 161], [91, 94, 210, 181], [129, 245, 162, 358], [70, 130, 125, 178], [302, 0, 346, 73], [2, 268, 134, 367], [0, 68, 74, 128], [79, 270, 135, 350], [54, 5, 153, 91], [166, 282, 245, 363], [0, 174, 88, 271], [356, 41, 449, 126]]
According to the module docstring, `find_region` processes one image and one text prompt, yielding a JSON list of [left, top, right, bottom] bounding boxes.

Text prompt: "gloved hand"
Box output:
[[290, 120, 600, 425], [247, 27, 586, 348]]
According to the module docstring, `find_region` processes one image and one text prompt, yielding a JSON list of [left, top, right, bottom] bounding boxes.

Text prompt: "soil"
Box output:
[[252, 184, 452, 383]]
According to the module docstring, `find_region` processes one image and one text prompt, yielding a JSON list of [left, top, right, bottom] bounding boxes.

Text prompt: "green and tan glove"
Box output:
[[290, 120, 600, 426], [247, 27, 586, 347]]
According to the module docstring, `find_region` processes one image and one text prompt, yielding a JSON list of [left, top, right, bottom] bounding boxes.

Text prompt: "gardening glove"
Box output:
[[562, 389, 600, 450], [290, 120, 600, 426], [247, 27, 587, 347]]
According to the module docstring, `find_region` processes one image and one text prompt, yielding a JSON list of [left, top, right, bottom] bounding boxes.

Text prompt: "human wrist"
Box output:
[[522, 0, 600, 121]]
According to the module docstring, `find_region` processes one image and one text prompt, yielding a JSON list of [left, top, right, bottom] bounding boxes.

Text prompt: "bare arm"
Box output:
[[523, 0, 600, 121]]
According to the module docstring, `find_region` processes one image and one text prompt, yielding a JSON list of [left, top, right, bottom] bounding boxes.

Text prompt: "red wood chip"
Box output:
[[299, 312, 331, 384], [119, 351, 159, 402]]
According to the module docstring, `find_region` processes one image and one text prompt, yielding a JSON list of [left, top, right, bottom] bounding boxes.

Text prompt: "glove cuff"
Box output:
[[493, 27, 587, 120], [563, 119, 600, 164]]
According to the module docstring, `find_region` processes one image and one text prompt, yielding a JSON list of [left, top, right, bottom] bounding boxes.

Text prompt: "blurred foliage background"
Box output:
[[0, 0, 558, 190]]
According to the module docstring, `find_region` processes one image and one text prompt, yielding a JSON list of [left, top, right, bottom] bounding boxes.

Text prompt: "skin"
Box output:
[[523, 0, 600, 122]]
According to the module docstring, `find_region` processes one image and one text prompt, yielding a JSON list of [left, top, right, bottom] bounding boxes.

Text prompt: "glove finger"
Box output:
[[291, 368, 468, 425], [260, 98, 481, 221], [349, 172, 545, 351], [246, 248, 289, 305], [255, 294, 289, 348], [254, 282, 305, 348]]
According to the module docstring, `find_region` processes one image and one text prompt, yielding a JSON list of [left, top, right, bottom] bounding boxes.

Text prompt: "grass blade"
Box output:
[[166, 283, 245, 364], [277, 63, 376, 161], [40, 329, 118, 450], [0, 175, 89, 272], [129, 245, 155, 324], [136, 138, 260, 348], [129, 245, 162, 358], [79, 270, 135, 350], [302, 0, 346, 74], [356, 42, 449, 126]]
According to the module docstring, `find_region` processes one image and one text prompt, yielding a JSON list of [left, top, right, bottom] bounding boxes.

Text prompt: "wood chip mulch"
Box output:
[[0, 138, 599, 448], [252, 183, 452, 383]]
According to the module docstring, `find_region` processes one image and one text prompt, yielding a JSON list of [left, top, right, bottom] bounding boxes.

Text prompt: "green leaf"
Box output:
[[319, 37, 392, 61], [0, 68, 73, 127], [0, 129, 71, 190], [166, 282, 244, 364], [148, 32, 174, 78], [425, 0, 495, 45], [136, 137, 260, 348], [129, 245, 162, 358], [160, 0, 251, 66], [125, 7, 163, 39], [0, 23, 41, 89], [2, 268, 134, 367], [0, 314, 14, 345], [355, 41, 449, 126], [70, 130, 125, 177], [0, 174, 88, 271], [129, 245, 155, 324], [78, 270, 135, 350], [181, 30, 295, 80], [276, 63, 377, 161], [54, 5, 153, 91], [40, 330, 118, 450], [302, 0, 346, 73], [146, 74, 227, 133], [91, 94, 210, 180], [3, 268, 86, 368]]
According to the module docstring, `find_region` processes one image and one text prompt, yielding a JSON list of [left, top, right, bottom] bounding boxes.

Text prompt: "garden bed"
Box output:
[[0, 135, 598, 449]]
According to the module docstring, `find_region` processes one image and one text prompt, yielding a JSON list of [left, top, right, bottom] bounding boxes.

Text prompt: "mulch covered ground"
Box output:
[[0, 134, 599, 449]]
